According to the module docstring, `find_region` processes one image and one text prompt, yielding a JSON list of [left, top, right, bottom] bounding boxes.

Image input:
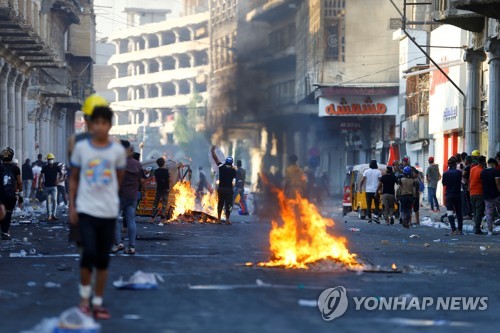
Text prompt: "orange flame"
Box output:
[[171, 182, 197, 220], [258, 190, 361, 269], [392, 263, 397, 270], [201, 191, 218, 217]]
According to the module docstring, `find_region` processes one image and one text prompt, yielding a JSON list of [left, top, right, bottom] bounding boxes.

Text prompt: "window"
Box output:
[[325, 0, 345, 61]]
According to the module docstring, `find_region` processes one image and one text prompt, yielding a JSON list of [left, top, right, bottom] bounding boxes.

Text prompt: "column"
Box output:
[[463, 49, 487, 153], [173, 55, 180, 69], [7, 68, 17, 151], [485, 39, 500, 157], [187, 79, 195, 94], [157, 33, 163, 46], [173, 81, 180, 95], [15, 74, 25, 161], [156, 58, 163, 72], [142, 61, 149, 74], [156, 83, 163, 97], [0, 61, 10, 147], [21, 79, 29, 162]]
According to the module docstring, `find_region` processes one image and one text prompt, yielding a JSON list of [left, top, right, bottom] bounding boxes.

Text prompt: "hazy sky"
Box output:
[[94, 0, 182, 39]]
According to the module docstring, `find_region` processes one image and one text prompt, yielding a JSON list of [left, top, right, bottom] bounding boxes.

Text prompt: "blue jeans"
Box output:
[[233, 187, 247, 213], [22, 180, 32, 200], [44, 186, 58, 216], [427, 187, 439, 210], [116, 197, 137, 248]]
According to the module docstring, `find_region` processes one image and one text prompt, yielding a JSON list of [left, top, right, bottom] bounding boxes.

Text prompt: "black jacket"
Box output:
[[22, 162, 34, 181]]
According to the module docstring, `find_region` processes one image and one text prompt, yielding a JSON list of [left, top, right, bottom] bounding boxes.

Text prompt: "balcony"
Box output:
[[405, 114, 429, 142], [0, 0, 81, 68], [432, 0, 484, 32], [246, 0, 302, 22], [455, 0, 500, 20]]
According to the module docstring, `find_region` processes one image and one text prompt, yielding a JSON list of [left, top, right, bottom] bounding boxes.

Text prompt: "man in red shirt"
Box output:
[[469, 156, 486, 234]]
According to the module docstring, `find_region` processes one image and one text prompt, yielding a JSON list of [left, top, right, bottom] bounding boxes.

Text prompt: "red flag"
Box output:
[[387, 144, 400, 166]]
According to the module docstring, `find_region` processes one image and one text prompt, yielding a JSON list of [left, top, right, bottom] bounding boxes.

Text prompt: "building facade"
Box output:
[[0, 0, 95, 163], [107, 10, 209, 160]]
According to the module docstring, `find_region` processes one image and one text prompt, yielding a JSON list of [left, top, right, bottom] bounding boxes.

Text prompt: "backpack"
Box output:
[[3, 164, 17, 199]]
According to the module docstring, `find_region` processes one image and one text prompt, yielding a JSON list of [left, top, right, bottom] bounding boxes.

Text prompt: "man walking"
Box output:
[[426, 156, 441, 212], [150, 157, 170, 223], [442, 157, 464, 235], [233, 160, 248, 214], [359, 160, 382, 223], [481, 158, 500, 236], [39, 153, 62, 221], [22, 158, 33, 202], [211, 146, 236, 224], [69, 105, 126, 319], [1, 148, 22, 240], [113, 140, 143, 254], [469, 156, 486, 234], [378, 166, 398, 225], [284, 154, 306, 198]]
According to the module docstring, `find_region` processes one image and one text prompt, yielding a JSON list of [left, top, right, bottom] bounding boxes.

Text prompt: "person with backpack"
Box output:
[[442, 157, 464, 235], [396, 166, 416, 228], [150, 157, 170, 223], [1, 147, 23, 240]]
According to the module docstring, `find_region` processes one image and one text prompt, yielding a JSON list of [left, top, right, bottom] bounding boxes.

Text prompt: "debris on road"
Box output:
[[22, 307, 101, 333], [298, 299, 317, 307], [349, 228, 360, 232], [113, 271, 164, 290], [480, 246, 487, 251], [409, 234, 419, 238], [44, 282, 61, 289]]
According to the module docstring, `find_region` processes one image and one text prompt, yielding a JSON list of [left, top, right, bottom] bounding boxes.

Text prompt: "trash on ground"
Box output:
[[23, 237, 28, 242], [27, 281, 37, 287], [123, 314, 142, 320], [349, 228, 360, 232], [44, 282, 61, 289], [381, 240, 389, 245], [479, 246, 487, 251], [22, 307, 101, 333], [0, 289, 19, 299], [409, 234, 419, 238], [113, 271, 164, 290], [298, 299, 317, 307], [424, 243, 430, 247]]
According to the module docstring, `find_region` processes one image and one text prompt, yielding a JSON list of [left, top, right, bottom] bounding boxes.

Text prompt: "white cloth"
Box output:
[[70, 138, 126, 218], [32, 165, 42, 188], [363, 168, 382, 193]]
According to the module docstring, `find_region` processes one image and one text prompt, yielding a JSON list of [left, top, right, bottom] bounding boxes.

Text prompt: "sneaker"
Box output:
[[93, 306, 111, 320], [1, 232, 11, 240], [111, 243, 125, 253], [124, 247, 136, 255], [51, 215, 58, 221]]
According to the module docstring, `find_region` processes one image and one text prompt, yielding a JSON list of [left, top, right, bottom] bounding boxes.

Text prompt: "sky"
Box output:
[[94, 0, 182, 40]]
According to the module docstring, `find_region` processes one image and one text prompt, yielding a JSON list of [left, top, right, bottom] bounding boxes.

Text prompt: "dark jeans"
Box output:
[[446, 195, 463, 232], [470, 194, 485, 232], [1, 197, 17, 234], [78, 213, 115, 270], [217, 187, 233, 220], [365, 192, 380, 219], [462, 190, 472, 217], [57, 185, 67, 205], [400, 194, 413, 224], [428, 187, 439, 210], [152, 190, 169, 218], [116, 198, 137, 248]]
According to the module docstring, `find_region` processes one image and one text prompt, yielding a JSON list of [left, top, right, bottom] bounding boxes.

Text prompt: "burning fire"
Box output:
[[171, 182, 197, 220], [392, 263, 397, 270], [259, 190, 361, 269], [201, 190, 218, 217]]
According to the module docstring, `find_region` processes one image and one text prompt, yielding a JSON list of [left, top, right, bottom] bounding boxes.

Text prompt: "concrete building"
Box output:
[[107, 9, 209, 160], [432, 0, 500, 157], [0, 0, 95, 163]]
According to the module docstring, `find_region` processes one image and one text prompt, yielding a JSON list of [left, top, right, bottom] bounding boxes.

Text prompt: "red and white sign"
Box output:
[[319, 96, 397, 117]]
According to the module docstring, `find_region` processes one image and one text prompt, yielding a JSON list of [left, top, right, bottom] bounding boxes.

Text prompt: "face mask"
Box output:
[[48, 160, 54, 165]]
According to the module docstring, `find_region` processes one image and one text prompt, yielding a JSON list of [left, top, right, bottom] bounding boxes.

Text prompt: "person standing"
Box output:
[[462, 154, 475, 219], [150, 157, 170, 223], [1, 148, 22, 240], [359, 160, 382, 223], [481, 158, 500, 236], [442, 157, 464, 235], [284, 154, 306, 198], [396, 166, 416, 228], [39, 153, 62, 221], [196, 166, 211, 198], [378, 166, 398, 225], [112, 140, 144, 254], [57, 163, 68, 207], [0, 162, 5, 222], [211, 146, 236, 224], [22, 159, 33, 202], [69, 105, 126, 319], [469, 156, 486, 234], [412, 167, 422, 225], [233, 160, 248, 214], [426, 156, 441, 212], [35, 153, 45, 168]]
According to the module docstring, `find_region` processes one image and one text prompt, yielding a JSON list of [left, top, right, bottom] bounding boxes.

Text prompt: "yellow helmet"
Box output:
[[82, 94, 108, 117], [46, 153, 55, 160], [471, 150, 480, 157]]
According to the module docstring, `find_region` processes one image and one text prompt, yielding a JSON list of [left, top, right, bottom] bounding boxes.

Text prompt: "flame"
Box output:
[[258, 190, 361, 269], [392, 263, 397, 270], [201, 191, 218, 217], [171, 182, 197, 220]]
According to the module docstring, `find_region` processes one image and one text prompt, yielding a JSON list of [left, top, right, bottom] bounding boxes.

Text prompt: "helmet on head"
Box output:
[[82, 94, 108, 117], [225, 157, 233, 165], [471, 150, 480, 157], [403, 166, 412, 175], [46, 153, 55, 160], [1, 147, 14, 161]]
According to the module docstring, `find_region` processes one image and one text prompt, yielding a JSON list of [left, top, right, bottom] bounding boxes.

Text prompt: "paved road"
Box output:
[[1, 202, 499, 333]]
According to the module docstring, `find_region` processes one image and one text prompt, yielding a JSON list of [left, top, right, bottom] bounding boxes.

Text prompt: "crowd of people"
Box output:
[[361, 151, 500, 235]]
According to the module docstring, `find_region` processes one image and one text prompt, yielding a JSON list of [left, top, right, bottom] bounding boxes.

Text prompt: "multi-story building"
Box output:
[[106, 9, 209, 160], [0, 0, 95, 163], [240, 0, 400, 193], [431, 0, 500, 158]]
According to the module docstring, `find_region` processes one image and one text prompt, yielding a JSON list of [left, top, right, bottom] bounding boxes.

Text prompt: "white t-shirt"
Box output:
[[70, 138, 126, 218], [363, 168, 382, 193]]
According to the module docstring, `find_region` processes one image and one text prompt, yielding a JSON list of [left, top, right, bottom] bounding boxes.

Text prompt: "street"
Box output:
[[1, 202, 499, 333]]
